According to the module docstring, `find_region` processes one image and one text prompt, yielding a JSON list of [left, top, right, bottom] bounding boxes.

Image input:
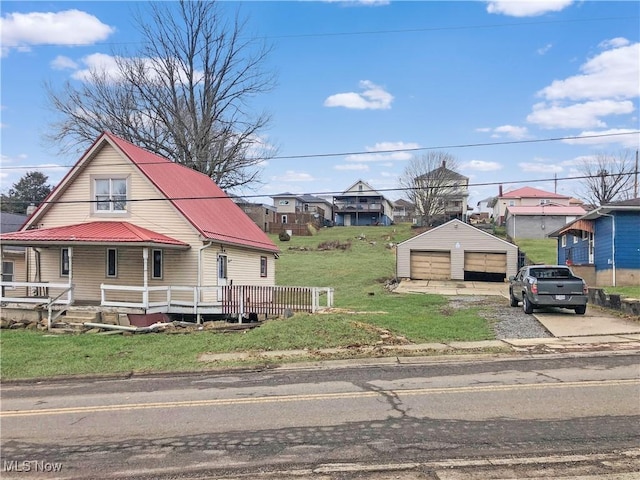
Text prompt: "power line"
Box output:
[[2, 131, 638, 171], [2, 171, 636, 207], [2, 15, 636, 49]]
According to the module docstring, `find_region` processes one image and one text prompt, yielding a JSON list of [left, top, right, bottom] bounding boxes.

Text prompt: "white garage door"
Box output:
[[464, 252, 507, 274], [410, 251, 451, 280]]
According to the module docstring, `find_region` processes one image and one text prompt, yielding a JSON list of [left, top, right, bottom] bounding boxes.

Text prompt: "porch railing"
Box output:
[[221, 285, 333, 317], [1, 282, 74, 330], [100, 284, 333, 318]]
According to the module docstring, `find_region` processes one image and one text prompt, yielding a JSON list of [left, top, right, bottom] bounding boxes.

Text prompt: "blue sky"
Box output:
[[1, 1, 639, 209]]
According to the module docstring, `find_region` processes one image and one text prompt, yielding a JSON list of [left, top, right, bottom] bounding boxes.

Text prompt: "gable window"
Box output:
[[561, 235, 567, 247], [60, 248, 70, 276], [573, 234, 578, 244], [95, 178, 127, 212], [2, 261, 14, 283], [260, 256, 267, 277], [106, 248, 118, 277], [152, 249, 163, 279]]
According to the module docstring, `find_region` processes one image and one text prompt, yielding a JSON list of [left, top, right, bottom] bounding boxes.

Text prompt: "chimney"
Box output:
[[498, 184, 503, 197], [442, 160, 446, 168]]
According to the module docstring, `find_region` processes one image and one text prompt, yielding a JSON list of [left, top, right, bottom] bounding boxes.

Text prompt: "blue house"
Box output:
[[548, 199, 640, 287]]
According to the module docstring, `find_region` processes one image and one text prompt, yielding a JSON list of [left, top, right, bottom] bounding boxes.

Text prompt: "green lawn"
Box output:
[[1, 224, 503, 380], [513, 238, 556, 265]]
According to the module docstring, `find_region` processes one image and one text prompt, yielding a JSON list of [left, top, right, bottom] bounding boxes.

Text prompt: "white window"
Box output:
[[281, 215, 288, 224], [278, 200, 289, 205], [540, 199, 550, 205], [95, 178, 127, 212], [2, 261, 14, 283], [508, 200, 515, 207], [106, 248, 118, 277], [573, 235, 578, 244], [218, 254, 228, 279], [152, 249, 163, 279], [260, 256, 267, 277], [561, 235, 567, 247], [60, 248, 70, 276]]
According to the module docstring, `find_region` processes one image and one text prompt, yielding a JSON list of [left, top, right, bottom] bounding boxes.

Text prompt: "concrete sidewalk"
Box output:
[[394, 280, 508, 297], [199, 333, 640, 364]]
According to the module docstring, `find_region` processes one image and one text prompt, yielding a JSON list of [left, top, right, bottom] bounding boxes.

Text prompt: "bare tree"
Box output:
[[576, 150, 636, 206], [398, 152, 466, 226], [45, 0, 277, 192]]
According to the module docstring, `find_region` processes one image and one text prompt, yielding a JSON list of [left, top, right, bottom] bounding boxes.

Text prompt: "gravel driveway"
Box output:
[[448, 295, 553, 339]]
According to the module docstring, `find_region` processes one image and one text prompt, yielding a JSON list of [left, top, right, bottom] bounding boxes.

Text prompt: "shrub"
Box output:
[[279, 231, 291, 242]]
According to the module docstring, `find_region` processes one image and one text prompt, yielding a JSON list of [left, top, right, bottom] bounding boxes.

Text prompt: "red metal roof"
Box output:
[[501, 187, 569, 199], [105, 133, 278, 253], [0, 221, 189, 247]]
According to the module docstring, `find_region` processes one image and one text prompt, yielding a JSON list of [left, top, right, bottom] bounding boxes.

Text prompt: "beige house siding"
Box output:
[[1, 251, 26, 298], [40, 145, 200, 245], [225, 245, 275, 286], [22, 143, 275, 304], [397, 220, 518, 280]]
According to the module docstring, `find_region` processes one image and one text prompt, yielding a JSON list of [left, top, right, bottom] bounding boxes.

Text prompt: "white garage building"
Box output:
[[396, 219, 519, 281]]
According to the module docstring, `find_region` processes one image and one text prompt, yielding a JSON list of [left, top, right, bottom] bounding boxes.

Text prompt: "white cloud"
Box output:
[[324, 80, 393, 110], [537, 43, 553, 55], [71, 53, 123, 82], [345, 141, 420, 162], [69, 53, 205, 86], [538, 41, 640, 101], [1, 10, 114, 56], [527, 40, 639, 131], [519, 162, 563, 173], [277, 170, 315, 182], [50, 55, 78, 70], [561, 129, 640, 148], [527, 100, 635, 129], [334, 163, 369, 171], [462, 160, 502, 172], [486, 1, 573, 17], [491, 125, 529, 139]]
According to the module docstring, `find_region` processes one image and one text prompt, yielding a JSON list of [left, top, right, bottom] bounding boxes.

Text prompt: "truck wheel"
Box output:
[[575, 305, 586, 315], [509, 289, 518, 307], [523, 296, 534, 314]]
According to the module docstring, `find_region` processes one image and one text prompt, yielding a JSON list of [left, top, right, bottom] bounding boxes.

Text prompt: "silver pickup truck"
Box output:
[[509, 265, 588, 315]]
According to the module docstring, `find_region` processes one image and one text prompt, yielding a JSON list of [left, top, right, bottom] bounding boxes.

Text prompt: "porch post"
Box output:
[[142, 247, 149, 308], [68, 246, 73, 304]]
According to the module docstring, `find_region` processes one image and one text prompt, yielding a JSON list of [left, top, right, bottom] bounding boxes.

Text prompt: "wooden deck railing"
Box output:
[[222, 285, 333, 316]]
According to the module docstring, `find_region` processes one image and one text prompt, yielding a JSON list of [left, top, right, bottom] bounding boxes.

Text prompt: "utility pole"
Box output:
[[635, 149, 638, 198]]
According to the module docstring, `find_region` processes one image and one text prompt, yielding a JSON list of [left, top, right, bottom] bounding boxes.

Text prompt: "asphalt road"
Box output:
[[1, 353, 639, 479]]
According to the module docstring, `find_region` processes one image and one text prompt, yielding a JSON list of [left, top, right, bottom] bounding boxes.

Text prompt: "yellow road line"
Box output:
[[1, 379, 638, 418]]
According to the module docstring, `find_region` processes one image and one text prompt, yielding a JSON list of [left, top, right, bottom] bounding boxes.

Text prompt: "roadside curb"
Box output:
[[3, 335, 639, 385]]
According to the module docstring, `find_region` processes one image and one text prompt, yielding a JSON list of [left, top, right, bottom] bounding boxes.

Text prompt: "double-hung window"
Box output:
[[2, 261, 14, 283], [260, 256, 267, 277], [95, 178, 127, 213]]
